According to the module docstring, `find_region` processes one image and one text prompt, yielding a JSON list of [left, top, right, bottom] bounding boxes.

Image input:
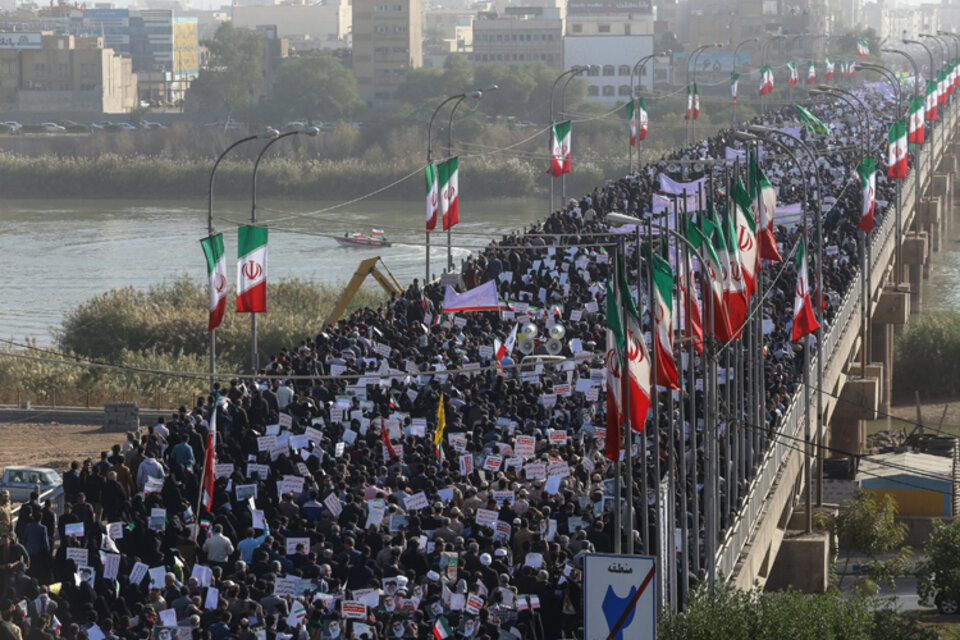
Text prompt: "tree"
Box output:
[[188, 23, 264, 119], [917, 518, 960, 613], [266, 53, 363, 123], [817, 489, 910, 593]]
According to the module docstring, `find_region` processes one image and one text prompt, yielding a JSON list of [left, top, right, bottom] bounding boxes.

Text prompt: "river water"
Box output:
[[0, 197, 543, 342]]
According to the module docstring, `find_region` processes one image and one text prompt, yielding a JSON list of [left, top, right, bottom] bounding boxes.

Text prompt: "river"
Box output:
[[0, 197, 543, 342]]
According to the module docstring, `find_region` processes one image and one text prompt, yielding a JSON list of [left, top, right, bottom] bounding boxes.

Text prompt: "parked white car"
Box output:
[[0, 466, 61, 502]]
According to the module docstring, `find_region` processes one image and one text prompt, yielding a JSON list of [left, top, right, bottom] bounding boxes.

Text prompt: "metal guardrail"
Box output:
[[714, 112, 952, 579]]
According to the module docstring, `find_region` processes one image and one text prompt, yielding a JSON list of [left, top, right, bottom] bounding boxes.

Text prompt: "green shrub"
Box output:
[[21, 124, 45, 134], [893, 311, 960, 400]]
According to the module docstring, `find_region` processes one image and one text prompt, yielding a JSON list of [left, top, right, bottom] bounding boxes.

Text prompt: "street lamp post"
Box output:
[[443, 86, 497, 272], [747, 123, 825, 508], [549, 67, 587, 216], [560, 69, 592, 202], [248, 126, 318, 374], [884, 48, 923, 264], [862, 62, 906, 284], [687, 43, 719, 145], [205, 128, 278, 388], [630, 51, 668, 174], [732, 38, 759, 125], [904, 38, 941, 160], [760, 35, 786, 114]]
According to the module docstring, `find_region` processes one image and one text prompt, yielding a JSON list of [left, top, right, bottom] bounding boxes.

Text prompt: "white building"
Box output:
[[563, 34, 654, 103]]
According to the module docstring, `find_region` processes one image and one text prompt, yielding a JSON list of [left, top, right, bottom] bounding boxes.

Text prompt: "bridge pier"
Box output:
[[872, 288, 910, 414], [902, 232, 928, 314]]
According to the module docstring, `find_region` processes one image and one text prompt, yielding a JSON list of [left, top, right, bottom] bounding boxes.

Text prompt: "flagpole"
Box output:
[[646, 214, 663, 609], [702, 176, 718, 584], [620, 240, 634, 557], [636, 224, 650, 557], [613, 244, 623, 557], [677, 191, 691, 604]]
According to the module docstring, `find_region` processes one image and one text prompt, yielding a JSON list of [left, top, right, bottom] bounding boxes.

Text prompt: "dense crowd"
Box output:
[[0, 87, 913, 640]]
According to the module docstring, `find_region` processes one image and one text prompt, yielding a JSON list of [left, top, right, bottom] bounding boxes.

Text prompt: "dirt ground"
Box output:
[[0, 423, 128, 473], [867, 398, 960, 438]]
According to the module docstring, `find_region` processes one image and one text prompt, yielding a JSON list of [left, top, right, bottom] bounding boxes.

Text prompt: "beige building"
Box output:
[[232, 0, 350, 49], [472, 10, 563, 67], [0, 34, 137, 113], [352, 0, 422, 104]]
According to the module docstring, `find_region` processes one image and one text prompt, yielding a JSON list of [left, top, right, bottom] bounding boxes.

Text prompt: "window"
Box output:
[[598, 24, 610, 33], [374, 4, 387, 11], [603, 85, 615, 96], [602, 64, 615, 76], [374, 25, 388, 33], [587, 85, 599, 96], [571, 23, 582, 33], [587, 66, 599, 76], [619, 85, 631, 96], [393, 25, 406, 33], [618, 65, 631, 76], [624, 24, 631, 35], [394, 4, 403, 10]]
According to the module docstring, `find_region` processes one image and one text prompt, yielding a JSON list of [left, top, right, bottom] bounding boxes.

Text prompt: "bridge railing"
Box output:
[[714, 113, 950, 579]]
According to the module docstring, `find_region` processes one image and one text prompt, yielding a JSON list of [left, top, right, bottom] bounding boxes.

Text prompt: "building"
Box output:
[[232, 0, 350, 50], [564, 34, 653, 102], [0, 33, 138, 113], [352, 0, 422, 105], [85, 9, 198, 104], [471, 9, 563, 67], [858, 451, 959, 517]]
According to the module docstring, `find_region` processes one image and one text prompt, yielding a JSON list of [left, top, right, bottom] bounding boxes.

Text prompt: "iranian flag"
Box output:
[[825, 58, 834, 80], [200, 399, 217, 512], [720, 207, 749, 338], [677, 248, 703, 354], [433, 616, 453, 640], [887, 120, 907, 179], [693, 83, 700, 119], [939, 71, 948, 105], [858, 156, 877, 233], [950, 61, 957, 94], [686, 85, 693, 118], [604, 265, 624, 461], [787, 61, 798, 86], [927, 80, 939, 121], [651, 253, 679, 390], [689, 219, 733, 342], [236, 225, 267, 313], [759, 65, 774, 95], [856, 38, 870, 58], [731, 72, 740, 102], [848, 60, 856, 78], [807, 60, 816, 85], [494, 323, 518, 363], [617, 252, 651, 431], [638, 97, 648, 140], [439, 157, 459, 230], [627, 99, 637, 146], [200, 232, 227, 331], [547, 121, 571, 177], [752, 154, 783, 262], [955, 59, 960, 87], [908, 94, 925, 144], [733, 178, 759, 294], [791, 237, 821, 342], [425, 162, 439, 231]]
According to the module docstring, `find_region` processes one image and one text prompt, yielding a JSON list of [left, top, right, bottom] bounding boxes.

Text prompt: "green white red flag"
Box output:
[[200, 397, 217, 511], [627, 99, 636, 146], [807, 60, 815, 85], [887, 120, 907, 179], [605, 263, 624, 461], [720, 207, 748, 338], [425, 162, 439, 231], [618, 251, 651, 430], [236, 225, 267, 313], [733, 178, 759, 293], [547, 121, 571, 177], [433, 616, 453, 640], [688, 219, 733, 342], [856, 38, 870, 58], [908, 95, 925, 144], [200, 232, 227, 331], [693, 83, 700, 119], [825, 58, 834, 80], [651, 253, 679, 390], [438, 157, 459, 230], [751, 154, 782, 262], [787, 61, 798, 86], [637, 97, 648, 140], [759, 65, 774, 95], [791, 237, 821, 342], [858, 156, 877, 233], [730, 72, 740, 102]]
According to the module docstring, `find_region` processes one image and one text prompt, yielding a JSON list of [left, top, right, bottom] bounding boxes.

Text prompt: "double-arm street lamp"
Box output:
[[687, 43, 720, 144], [205, 127, 279, 387], [548, 66, 593, 214], [732, 38, 759, 124], [629, 51, 669, 173]]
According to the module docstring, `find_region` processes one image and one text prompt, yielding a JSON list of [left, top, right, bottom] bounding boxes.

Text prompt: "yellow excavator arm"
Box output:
[[322, 256, 402, 328]]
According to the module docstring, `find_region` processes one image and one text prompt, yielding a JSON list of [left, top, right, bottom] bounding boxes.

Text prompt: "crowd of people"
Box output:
[[0, 86, 914, 640]]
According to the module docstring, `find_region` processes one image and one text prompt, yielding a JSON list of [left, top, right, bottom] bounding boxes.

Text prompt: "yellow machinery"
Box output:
[[322, 256, 402, 328]]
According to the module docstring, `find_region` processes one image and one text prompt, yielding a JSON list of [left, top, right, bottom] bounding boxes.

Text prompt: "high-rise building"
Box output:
[[472, 8, 563, 67], [352, 0, 422, 105], [232, 0, 350, 49]]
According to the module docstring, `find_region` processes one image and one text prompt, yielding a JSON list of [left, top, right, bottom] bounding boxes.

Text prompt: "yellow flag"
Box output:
[[434, 393, 446, 446]]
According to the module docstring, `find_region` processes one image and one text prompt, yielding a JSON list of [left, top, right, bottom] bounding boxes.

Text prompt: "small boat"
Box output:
[[335, 229, 392, 248]]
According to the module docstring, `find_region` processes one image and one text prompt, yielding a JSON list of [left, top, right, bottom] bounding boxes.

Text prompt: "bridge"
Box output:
[[720, 108, 958, 591]]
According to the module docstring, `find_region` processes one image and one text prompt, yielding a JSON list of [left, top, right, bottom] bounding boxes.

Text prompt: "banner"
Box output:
[[441, 280, 500, 313], [658, 174, 706, 196]]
